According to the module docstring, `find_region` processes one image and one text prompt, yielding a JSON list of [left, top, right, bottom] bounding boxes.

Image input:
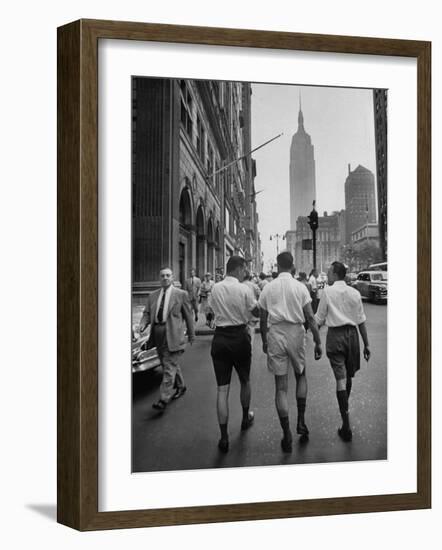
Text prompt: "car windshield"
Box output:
[[371, 273, 387, 281]]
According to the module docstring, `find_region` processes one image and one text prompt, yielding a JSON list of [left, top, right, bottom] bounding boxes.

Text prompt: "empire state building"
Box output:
[[289, 101, 316, 229]]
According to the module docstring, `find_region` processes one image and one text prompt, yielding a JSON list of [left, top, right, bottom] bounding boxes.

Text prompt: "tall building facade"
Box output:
[[132, 78, 259, 294], [373, 89, 388, 260], [289, 102, 316, 229], [289, 211, 343, 274], [344, 164, 377, 245]]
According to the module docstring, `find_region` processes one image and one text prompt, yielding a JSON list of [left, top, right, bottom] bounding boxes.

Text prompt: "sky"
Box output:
[[250, 83, 377, 270]]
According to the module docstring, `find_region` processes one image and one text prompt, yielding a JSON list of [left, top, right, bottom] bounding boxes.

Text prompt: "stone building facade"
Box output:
[[132, 78, 260, 293], [344, 164, 377, 245], [287, 211, 343, 275]]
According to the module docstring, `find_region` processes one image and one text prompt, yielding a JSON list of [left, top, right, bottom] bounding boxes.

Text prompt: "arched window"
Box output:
[[179, 186, 192, 227]]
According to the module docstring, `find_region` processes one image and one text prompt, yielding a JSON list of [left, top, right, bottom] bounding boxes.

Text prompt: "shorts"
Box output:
[[267, 322, 306, 376], [326, 325, 360, 380], [210, 325, 251, 386]]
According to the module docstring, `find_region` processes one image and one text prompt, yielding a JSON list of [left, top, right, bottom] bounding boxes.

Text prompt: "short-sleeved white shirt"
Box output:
[[315, 280, 366, 327], [209, 276, 257, 327], [259, 272, 311, 325]]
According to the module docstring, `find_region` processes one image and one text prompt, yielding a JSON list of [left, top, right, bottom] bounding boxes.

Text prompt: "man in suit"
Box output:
[[183, 268, 202, 322], [139, 266, 195, 412]]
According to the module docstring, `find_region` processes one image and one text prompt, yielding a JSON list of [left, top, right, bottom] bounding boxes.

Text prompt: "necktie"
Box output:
[[157, 290, 166, 323]]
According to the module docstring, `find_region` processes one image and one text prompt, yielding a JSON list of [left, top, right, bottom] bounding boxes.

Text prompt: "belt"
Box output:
[[329, 324, 356, 330], [154, 322, 166, 326], [215, 324, 246, 331]]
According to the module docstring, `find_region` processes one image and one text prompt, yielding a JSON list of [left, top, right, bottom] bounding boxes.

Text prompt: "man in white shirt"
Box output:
[[258, 272, 268, 291], [243, 269, 260, 347], [183, 268, 201, 322], [308, 268, 319, 313], [139, 267, 195, 412], [259, 252, 322, 453], [315, 261, 371, 442], [209, 256, 259, 453]]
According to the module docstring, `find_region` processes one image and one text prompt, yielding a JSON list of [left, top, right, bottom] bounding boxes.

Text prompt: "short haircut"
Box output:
[[243, 269, 251, 280], [298, 271, 307, 280], [226, 255, 246, 274], [331, 261, 347, 279], [259, 272, 267, 280], [277, 251, 294, 270], [159, 266, 173, 274]]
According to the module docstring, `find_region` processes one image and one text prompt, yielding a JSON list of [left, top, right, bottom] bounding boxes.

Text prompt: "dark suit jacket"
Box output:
[[140, 286, 195, 352]]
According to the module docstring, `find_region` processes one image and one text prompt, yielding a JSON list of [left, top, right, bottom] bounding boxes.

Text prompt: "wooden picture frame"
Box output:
[[57, 18, 431, 531]]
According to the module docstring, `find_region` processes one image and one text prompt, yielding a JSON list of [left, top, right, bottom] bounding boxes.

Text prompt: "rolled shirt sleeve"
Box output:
[[300, 284, 312, 307], [356, 295, 367, 324], [244, 285, 258, 312], [315, 291, 328, 327], [258, 285, 268, 311]]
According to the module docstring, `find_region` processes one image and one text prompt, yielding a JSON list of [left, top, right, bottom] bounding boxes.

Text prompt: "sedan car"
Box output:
[[132, 326, 161, 373], [352, 270, 388, 303]]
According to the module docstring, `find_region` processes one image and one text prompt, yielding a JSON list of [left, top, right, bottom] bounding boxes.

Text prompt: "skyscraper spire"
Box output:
[[290, 88, 316, 230], [298, 89, 304, 129]]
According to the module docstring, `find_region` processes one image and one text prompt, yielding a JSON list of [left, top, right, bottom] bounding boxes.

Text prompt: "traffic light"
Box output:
[[307, 208, 318, 231]]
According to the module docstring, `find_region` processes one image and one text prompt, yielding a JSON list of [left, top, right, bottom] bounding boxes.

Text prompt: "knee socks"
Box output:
[[336, 390, 350, 430]]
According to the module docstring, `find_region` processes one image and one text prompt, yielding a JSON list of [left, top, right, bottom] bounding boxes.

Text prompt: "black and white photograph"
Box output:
[[131, 77, 388, 473]]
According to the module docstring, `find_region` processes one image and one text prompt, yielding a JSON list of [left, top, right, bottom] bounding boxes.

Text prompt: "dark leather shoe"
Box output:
[[338, 427, 353, 442], [152, 400, 167, 411], [241, 411, 255, 431], [218, 438, 229, 453], [296, 419, 309, 436], [281, 433, 293, 453], [172, 386, 187, 400]]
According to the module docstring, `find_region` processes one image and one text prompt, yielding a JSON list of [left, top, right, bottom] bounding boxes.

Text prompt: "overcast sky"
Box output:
[[250, 83, 377, 270]]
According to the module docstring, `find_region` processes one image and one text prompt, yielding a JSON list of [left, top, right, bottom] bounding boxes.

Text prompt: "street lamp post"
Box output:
[[307, 200, 319, 270], [270, 233, 285, 256]]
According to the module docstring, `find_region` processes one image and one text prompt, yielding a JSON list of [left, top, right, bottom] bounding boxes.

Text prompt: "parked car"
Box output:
[[132, 326, 161, 373], [352, 270, 388, 303], [345, 272, 358, 286]]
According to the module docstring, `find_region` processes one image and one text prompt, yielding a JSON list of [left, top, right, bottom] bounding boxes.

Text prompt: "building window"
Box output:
[[225, 207, 229, 234], [196, 115, 205, 164], [207, 142, 214, 180], [180, 80, 193, 139], [215, 160, 220, 196]]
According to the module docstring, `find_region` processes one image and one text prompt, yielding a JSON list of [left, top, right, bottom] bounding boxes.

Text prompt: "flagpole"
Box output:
[[207, 133, 283, 180]]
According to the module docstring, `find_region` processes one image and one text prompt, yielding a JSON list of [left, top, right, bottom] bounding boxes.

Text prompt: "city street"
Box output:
[[132, 302, 387, 472]]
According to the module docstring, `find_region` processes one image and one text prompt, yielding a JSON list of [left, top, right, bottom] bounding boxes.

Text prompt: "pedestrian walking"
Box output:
[[308, 268, 319, 313], [258, 272, 268, 291], [200, 272, 215, 327], [139, 267, 195, 412], [259, 252, 322, 453], [208, 256, 259, 453], [298, 272, 312, 332], [183, 268, 201, 322], [243, 269, 260, 346], [315, 261, 371, 442]]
